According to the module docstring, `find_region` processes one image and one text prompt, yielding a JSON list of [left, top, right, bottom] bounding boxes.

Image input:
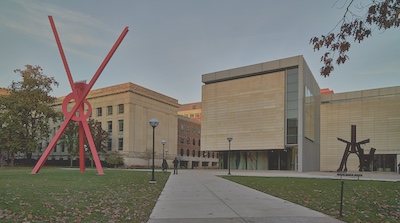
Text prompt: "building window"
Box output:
[[186, 149, 189, 156], [305, 86, 315, 141], [192, 127, 196, 134], [195, 113, 200, 117], [118, 120, 124, 132], [97, 107, 102, 116], [187, 137, 190, 144], [207, 151, 210, 158], [190, 114, 194, 118], [286, 68, 298, 145], [180, 149, 184, 156], [118, 138, 123, 150], [192, 150, 195, 157], [192, 138, 195, 145], [107, 106, 113, 115], [180, 137, 184, 144], [187, 126, 190, 133], [61, 143, 65, 153], [107, 138, 112, 151], [118, 104, 124, 114], [180, 124, 184, 131], [287, 119, 298, 144], [198, 139, 201, 146], [198, 151, 201, 157], [108, 121, 112, 133], [212, 152, 214, 158]]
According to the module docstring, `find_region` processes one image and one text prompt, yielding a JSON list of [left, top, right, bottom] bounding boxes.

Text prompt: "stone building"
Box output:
[[201, 55, 400, 172], [320, 86, 400, 172], [201, 55, 320, 172], [41, 82, 179, 167]]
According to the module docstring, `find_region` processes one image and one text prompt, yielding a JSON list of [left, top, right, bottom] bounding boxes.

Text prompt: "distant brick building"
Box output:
[[0, 87, 9, 95], [178, 102, 202, 121], [177, 115, 218, 168]]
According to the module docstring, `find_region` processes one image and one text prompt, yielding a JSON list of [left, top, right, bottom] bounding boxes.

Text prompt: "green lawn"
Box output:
[[223, 176, 400, 223], [0, 167, 169, 223]]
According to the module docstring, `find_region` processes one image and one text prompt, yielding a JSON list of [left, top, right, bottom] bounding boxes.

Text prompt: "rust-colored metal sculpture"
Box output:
[[31, 16, 128, 174], [337, 125, 376, 172]]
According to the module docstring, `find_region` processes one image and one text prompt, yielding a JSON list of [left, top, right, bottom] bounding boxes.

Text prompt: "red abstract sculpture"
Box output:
[[31, 16, 128, 174]]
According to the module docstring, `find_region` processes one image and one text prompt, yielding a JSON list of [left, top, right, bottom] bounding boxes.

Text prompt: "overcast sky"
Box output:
[[1, 0, 399, 104]]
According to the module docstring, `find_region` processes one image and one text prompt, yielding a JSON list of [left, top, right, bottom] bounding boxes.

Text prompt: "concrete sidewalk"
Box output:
[[147, 170, 347, 223]]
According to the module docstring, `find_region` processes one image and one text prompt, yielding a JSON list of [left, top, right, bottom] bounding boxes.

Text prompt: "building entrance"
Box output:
[[373, 154, 396, 172], [268, 150, 290, 170]]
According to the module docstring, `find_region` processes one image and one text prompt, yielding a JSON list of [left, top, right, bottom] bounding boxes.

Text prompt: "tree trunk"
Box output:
[[70, 156, 73, 167], [10, 154, 15, 167], [26, 152, 32, 165], [0, 152, 4, 167]]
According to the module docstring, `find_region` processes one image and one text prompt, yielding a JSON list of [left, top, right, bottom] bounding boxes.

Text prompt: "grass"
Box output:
[[0, 167, 169, 223], [223, 176, 400, 223]]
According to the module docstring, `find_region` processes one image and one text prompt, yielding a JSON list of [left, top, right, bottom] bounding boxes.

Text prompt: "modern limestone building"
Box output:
[[41, 82, 180, 167], [201, 55, 320, 172], [320, 86, 400, 172]]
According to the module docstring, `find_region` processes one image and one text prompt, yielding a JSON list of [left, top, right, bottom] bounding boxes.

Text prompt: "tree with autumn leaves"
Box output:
[[0, 65, 60, 166], [0, 65, 110, 167], [310, 0, 399, 77]]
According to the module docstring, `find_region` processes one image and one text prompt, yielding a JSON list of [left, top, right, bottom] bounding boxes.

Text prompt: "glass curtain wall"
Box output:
[[286, 68, 298, 145]]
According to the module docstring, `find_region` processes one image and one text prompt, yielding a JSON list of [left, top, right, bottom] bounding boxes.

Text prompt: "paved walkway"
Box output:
[[145, 169, 400, 223]]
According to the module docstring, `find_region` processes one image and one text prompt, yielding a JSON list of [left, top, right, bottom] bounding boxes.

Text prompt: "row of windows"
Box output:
[[51, 138, 123, 153], [106, 120, 124, 133], [107, 138, 123, 151], [179, 149, 217, 158], [97, 104, 124, 117], [180, 124, 201, 134], [179, 137, 200, 146], [183, 113, 200, 118], [286, 68, 298, 145]]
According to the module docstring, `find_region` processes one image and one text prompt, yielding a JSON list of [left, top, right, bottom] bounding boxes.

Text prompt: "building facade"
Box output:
[[320, 86, 400, 172], [178, 102, 202, 121], [40, 82, 180, 168], [177, 115, 218, 168], [201, 55, 320, 172]]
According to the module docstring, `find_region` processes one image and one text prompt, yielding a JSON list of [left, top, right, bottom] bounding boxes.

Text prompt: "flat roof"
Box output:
[[202, 55, 303, 84]]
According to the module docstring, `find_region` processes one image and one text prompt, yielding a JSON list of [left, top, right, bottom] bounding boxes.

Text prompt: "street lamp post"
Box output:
[[149, 118, 159, 184], [227, 136, 233, 175], [161, 140, 166, 171]]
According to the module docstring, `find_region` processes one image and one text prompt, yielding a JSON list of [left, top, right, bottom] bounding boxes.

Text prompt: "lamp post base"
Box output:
[[149, 180, 157, 184]]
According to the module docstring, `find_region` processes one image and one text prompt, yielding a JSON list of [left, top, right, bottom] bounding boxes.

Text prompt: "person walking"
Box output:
[[173, 157, 179, 174], [398, 163, 400, 174], [162, 159, 168, 172]]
